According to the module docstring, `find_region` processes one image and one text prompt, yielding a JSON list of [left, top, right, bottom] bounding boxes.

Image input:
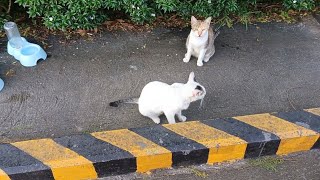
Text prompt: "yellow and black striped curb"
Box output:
[[1, 108, 320, 180]]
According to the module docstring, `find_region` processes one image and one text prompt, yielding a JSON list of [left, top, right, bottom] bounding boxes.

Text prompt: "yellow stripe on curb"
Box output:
[[163, 121, 247, 164], [0, 169, 10, 180], [92, 129, 172, 172], [234, 113, 319, 155], [12, 139, 97, 180], [305, 108, 320, 116]]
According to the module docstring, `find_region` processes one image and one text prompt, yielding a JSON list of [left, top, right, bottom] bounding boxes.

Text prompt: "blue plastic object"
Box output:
[[0, 78, 4, 91], [7, 37, 47, 67], [4, 22, 47, 67]]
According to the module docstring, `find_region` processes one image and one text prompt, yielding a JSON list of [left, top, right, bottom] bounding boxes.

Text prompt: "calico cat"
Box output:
[[109, 72, 206, 124], [183, 16, 220, 66]]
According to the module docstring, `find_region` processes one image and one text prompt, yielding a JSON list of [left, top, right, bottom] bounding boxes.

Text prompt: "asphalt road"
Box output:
[[100, 150, 320, 180], [0, 16, 320, 143]]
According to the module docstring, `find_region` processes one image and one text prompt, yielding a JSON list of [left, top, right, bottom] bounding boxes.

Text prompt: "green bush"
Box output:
[[0, 14, 9, 29], [14, 0, 317, 31], [15, 0, 107, 30], [283, 0, 315, 11], [0, 0, 10, 28]]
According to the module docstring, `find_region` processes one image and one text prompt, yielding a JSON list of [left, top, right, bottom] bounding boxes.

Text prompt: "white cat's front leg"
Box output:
[[197, 49, 206, 66], [164, 111, 176, 124], [145, 114, 161, 124], [176, 111, 187, 122], [183, 45, 192, 63]]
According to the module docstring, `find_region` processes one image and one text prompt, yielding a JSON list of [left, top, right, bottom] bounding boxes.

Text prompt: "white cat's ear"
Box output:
[[188, 72, 195, 82], [191, 16, 197, 25], [204, 17, 212, 24]]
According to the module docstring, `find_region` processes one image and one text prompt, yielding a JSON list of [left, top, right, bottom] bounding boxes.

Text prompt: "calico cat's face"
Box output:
[[190, 16, 212, 37], [186, 72, 206, 102]]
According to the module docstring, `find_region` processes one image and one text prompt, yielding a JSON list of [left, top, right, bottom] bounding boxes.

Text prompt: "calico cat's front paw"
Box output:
[[197, 61, 203, 67], [183, 57, 190, 63]]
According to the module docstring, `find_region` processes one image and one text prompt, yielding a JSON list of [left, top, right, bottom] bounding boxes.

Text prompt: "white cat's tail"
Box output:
[[109, 98, 139, 107]]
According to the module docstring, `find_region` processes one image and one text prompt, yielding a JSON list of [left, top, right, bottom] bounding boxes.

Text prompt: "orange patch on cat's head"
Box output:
[[191, 16, 212, 37]]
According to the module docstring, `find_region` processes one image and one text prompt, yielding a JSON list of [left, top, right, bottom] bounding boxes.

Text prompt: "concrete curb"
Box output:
[[0, 108, 319, 180]]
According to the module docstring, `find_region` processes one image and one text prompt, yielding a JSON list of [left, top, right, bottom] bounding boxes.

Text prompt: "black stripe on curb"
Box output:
[[273, 110, 320, 149], [273, 110, 320, 133], [202, 118, 281, 158], [130, 125, 209, 166], [312, 138, 320, 149], [0, 144, 54, 180], [54, 134, 136, 177]]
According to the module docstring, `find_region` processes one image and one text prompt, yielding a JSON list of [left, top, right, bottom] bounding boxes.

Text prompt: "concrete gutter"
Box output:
[[0, 108, 319, 180]]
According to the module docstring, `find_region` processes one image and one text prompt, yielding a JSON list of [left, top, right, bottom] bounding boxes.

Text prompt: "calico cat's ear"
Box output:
[[204, 17, 212, 25], [188, 72, 195, 83], [191, 16, 197, 25]]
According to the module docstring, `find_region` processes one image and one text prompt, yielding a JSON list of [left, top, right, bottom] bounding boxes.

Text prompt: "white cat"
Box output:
[[109, 72, 206, 124], [183, 16, 220, 66]]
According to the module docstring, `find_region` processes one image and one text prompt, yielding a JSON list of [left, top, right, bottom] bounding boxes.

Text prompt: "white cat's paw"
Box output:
[[183, 57, 190, 63], [204, 58, 210, 62], [197, 61, 203, 66], [179, 116, 187, 122]]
